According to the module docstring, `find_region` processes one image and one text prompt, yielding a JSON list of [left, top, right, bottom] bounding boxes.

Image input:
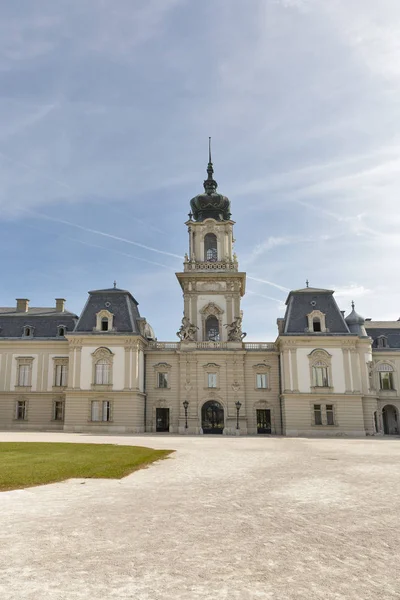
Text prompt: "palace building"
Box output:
[[0, 152, 399, 437]]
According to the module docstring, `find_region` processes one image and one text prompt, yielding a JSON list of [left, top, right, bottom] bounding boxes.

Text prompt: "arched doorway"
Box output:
[[382, 405, 399, 435], [202, 401, 224, 434]]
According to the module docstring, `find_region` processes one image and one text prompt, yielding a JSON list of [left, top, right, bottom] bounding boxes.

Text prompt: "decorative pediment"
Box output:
[[200, 302, 224, 316], [153, 362, 172, 370], [308, 348, 331, 362], [203, 362, 221, 370], [92, 347, 113, 359], [252, 363, 271, 371]]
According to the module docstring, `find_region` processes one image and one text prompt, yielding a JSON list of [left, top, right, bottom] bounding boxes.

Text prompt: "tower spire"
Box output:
[[204, 137, 217, 193]]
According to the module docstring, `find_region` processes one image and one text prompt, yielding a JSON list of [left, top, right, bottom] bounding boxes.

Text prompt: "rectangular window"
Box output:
[[313, 366, 329, 387], [53, 400, 64, 421], [256, 373, 267, 389], [17, 364, 31, 387], [326, 404, 334, 426], [95, 361, 110, 385], [91, 400, 111, 422], [208, 373, 217, 388], [314, 404, 322, 425], [16, 400, 27, 420], [54, 364, 68, 387], [157, 372, 168, 388], [379, 372, 394, 390], [102, 401, 111, 422]]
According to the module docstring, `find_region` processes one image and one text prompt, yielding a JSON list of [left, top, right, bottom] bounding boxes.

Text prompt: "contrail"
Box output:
[[246, 290, 285, 303], [247, 275, 290, 292], [24, 224, 177, 271], [20, 209, 182, 260]]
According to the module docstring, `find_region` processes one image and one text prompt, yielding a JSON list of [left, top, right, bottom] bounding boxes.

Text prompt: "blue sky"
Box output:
[[1, 0, 400, 340]]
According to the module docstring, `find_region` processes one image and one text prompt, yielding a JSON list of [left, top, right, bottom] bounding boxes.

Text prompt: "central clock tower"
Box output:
[[176, 142, 246, 343]]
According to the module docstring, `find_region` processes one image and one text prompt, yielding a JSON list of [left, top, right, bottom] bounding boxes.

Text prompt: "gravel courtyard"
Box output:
[[1, 433, 399, 600]]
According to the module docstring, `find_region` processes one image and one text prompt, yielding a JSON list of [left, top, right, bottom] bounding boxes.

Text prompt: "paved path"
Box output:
[[1, 432, 400, 599]]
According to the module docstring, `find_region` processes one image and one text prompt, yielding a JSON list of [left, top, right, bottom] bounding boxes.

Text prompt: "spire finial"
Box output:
[[351, 300, 355, 310], [306, 279, 309, 288], [204, 137, 217, 194], [113, 280, 117, 289]]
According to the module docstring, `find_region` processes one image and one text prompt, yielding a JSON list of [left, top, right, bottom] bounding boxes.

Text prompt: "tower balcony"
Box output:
[[183, 259, 238, 272]]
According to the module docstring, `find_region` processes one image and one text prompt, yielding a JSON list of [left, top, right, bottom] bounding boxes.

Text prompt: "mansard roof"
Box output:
[[365, 321, 400, 349], [74, 288, 142, 334], [282, 287, 350, 335], [0, 307, 77, 339]]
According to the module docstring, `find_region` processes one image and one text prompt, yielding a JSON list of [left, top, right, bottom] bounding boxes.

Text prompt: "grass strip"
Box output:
[[0, 442, 173, 491]]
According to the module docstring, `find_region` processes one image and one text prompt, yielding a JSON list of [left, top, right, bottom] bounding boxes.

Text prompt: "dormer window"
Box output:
[[204, 233, 218, 262], [23, 326, 33, 338], [57, 325, 66, 337], [312, 318, 321, 332], [377, 336, 388, 348], [95, 310, 114, 332], [307, 310, 327, 333]]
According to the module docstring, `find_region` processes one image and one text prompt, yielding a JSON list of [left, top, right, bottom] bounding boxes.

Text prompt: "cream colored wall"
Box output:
[[79, 345, 125, 390], [10, 353, 39, 391], [138, 350, 144, 392], [145, 351, 180, 432], [145, 349, 280, 435], [296, 347, 346, 393], [243, 353, 280, 434], [283, 394, 366, 436], [63, 391, 145, 433]]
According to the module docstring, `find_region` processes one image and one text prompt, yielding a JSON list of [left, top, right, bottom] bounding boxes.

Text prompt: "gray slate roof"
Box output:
[[365, 322, 400, 349], [74, 288, 142, 334], [283, 288, 351, 335], [0, 308, 77, 339]]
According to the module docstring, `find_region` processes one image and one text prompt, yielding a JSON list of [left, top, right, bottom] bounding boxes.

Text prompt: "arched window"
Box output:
[[312, 318, 321, 332], [95, 358, 110, 385], [312, 361, 329, 387], [377, 363, 395, 390], [23, 326, 33, 338], [101, 317, 109, 332], [204, 233, 218, 262], [205, 315, 220, 341]]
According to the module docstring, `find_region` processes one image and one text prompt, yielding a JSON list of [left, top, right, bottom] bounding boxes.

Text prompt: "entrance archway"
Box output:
[[382, 405, 399, 435], [202, 400, 224, 434]]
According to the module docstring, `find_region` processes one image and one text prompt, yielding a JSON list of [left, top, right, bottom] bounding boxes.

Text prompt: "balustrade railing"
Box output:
[[148, 341, 276, 351], [184, 260, 238, 272], [243, 342, 276, 350]]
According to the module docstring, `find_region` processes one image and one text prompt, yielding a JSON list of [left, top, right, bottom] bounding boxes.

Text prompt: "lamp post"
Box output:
[[235, 400, 242, 430], [183, 400, 189, 430]]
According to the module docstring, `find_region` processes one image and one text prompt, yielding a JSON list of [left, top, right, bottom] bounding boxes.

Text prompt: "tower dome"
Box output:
[[345, 301, 367, 337], [190, 139, 231, 222]]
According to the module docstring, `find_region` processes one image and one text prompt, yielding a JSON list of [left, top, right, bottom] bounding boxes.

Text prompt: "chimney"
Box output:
[[55, 298, 66, 312], [16, 298, 29, 313]]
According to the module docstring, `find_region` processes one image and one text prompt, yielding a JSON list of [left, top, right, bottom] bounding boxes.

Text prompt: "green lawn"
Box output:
[[0, 442, 173, 491]]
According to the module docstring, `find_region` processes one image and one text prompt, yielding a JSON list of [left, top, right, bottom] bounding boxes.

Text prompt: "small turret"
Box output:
[[345, 301, 368, 337]]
